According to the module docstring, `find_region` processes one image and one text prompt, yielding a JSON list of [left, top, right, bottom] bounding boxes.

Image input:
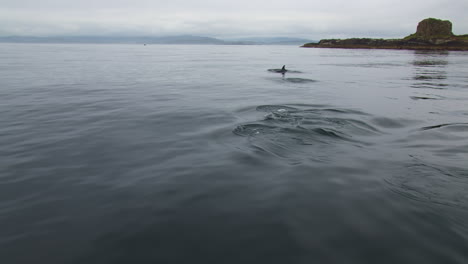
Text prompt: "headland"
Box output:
[[302, 18, 468, 51]]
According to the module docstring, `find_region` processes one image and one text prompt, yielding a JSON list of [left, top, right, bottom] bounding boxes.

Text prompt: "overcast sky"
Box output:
[[1, 0, 467, 39]]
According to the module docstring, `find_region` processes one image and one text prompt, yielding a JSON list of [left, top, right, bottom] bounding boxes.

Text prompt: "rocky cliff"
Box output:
[[302, 18, 468, 50], [415, 18, 453, 39]]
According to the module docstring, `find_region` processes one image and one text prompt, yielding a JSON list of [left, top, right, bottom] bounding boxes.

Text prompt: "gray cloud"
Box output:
[[0, 0, 467, 38]]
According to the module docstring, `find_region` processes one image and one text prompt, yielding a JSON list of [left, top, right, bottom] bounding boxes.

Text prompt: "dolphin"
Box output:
[[268, 65, 288, 74]]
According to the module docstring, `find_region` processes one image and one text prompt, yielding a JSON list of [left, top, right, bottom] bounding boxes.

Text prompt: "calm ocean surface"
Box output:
[[1, 43, 468, 264]]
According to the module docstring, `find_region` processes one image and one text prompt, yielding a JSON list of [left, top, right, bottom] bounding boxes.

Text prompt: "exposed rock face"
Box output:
[[415, 18, 453, 39]]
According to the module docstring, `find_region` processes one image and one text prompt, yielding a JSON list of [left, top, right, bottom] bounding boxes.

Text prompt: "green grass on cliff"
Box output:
[[403, 34, 417, 40], [403, 33, 461, 41]]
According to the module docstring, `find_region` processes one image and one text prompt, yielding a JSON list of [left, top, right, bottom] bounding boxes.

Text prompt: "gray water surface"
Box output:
[[1, 44, 468, 264]]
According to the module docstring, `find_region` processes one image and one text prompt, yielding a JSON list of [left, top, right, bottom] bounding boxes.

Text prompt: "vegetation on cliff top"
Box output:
[[303, 18, 468, 50]]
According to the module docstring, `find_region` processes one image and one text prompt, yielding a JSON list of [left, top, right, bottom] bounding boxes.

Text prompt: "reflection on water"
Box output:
[[411, 50, 449, 90]]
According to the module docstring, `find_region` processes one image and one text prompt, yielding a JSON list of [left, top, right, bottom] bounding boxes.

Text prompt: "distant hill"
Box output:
[[0, 35, 316, 45], [225, 37, 317, 45], [147, 35, 226, 44], [0, 35, 225, 45]]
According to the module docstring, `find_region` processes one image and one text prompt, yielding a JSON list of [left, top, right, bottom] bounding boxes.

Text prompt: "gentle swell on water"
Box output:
[[1, 44, 468, 264], [233, 102, 468, 212], [385, 158, 468, 210]]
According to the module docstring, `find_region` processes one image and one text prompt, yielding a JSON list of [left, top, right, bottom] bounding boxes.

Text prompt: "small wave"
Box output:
[[312, 127, 348, 139], [282, 78, 317, 83], [322, 63, 401, 68], [306, 108, 369, 115], [413, 75, 447, 80], [410, 96, 440, 100], [411, 83, 449, 90], [233, 124, 277, 137], [267, 77, 318, 85], [363, 63, 403, 68], [420, 123, 468, 131], [412, 60, 448, 67], [394, 122, 468, 158], [232, 104, 380, 162], [371, 117, 418, 129], [385, 158, 468, 210], [256, 105, 298, 112]]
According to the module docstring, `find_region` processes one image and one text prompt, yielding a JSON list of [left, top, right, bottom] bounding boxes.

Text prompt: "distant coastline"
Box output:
[[0, 35, 315, 46], [302, 18, 468, 51]]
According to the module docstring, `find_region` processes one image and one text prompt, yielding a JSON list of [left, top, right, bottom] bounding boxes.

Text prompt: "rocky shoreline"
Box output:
[[302, 18, 468, 51]]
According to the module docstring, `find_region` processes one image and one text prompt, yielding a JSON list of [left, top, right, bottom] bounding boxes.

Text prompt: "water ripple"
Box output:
[[282, 78, 317, 83], [420, 123, 468, 131], [385, 158, 468, 211], [233, 104, 381, 163]]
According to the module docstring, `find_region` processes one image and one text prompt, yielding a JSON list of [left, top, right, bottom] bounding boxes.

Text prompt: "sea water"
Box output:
[[1, 43, 468, 264]]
